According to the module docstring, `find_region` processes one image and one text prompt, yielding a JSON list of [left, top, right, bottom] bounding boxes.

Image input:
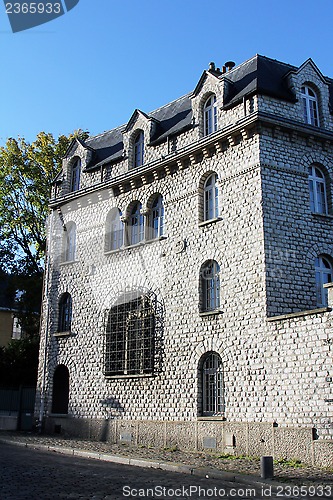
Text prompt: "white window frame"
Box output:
[[204, 95, 217, 136], [202, 352, 224, 416], [148, 195, 164, 240], [134, 131, 144, 168], [204, 173, 219, 221], [64, 222, 76, 262], [301, 85, 319, 127], [315, 255, 333, 307], [201, 260, 220, 312], [129, 203, 144, 245], [308, 165, 328, 215], [106, 208, 124, 251], [71, 158, 81, 192]]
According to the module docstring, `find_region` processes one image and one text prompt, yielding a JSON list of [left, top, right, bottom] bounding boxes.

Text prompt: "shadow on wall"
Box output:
[[99, 397, 125, 442]]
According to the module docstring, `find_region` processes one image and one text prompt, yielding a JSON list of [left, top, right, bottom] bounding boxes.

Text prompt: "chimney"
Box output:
[[209, 62, 216, 71], [224, 61, 236, 72]]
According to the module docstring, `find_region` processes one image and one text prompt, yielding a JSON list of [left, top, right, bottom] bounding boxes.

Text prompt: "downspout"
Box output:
[[38, 208, 54, 430]]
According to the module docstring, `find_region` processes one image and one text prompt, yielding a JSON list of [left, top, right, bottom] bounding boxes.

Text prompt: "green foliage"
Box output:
[[0, 336, 40, 387], [274, 457, 304, 468], [0, 130, 88, 273]]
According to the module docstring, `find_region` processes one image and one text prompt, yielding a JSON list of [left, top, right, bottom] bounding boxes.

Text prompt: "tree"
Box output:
[[0, 131, 88, 274]]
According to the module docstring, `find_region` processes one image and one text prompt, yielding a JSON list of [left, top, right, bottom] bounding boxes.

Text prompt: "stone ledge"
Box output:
[[267, 307, 331, 322]]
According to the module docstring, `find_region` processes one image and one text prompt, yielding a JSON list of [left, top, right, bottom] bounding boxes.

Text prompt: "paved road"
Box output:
[[0, 442, 331, 500]]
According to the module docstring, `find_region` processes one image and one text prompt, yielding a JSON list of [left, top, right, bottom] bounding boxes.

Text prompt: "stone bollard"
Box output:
[[260, 456, 274, 479]]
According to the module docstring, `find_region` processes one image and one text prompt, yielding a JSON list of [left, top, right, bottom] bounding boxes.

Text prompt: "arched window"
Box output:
[[201, 352, 224, 416], [58, 293, 72, 332], [204, 173, 219, 221], [63, 222, 76, 262], [301, 86, 319, 127], [200, 260, 220, 312], [128, 202, 144, 246], [204, 95, 217, 136], [134, 131, 144, 168], [105, 208, 124, 251], [71, 158, 81, 192], [308, 165, 328, 214], [52, 365, 69, 414], [148, 195, 164, 240], [315, 255, 333, 307], [105, 293, 156, 376]]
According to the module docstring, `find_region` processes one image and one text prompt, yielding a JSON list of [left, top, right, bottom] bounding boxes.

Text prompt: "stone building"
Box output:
[[36, 55, 333, 466]]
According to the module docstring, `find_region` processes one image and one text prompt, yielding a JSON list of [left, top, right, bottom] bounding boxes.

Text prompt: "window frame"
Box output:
[[203, 173, 219, 221], [106, 208, 124, 252], [134, 131, 144, 168], [200, 260, 220, 313], [201, 352, 225, 416], [148, 195, 164, 240], [104, 293, 156, 377], [315, 255, 333, 307], [63, 222, 76, 262], [128, 202, 144, 246], [204, 95, 218, 136], [58, 293, 72, 333], [71, 158, 81, 192], [308, 165, 328, 215], [301, 85, 320, 127]]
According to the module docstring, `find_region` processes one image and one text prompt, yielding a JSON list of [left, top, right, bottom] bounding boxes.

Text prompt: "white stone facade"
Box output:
[[36, 55, 333, 466]]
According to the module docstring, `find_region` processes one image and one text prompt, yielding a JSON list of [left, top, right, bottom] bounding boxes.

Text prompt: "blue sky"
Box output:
[[1, 0, 333, 145]]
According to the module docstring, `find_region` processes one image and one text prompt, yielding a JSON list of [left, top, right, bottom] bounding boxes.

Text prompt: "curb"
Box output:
[[0, 437, 308, 490]]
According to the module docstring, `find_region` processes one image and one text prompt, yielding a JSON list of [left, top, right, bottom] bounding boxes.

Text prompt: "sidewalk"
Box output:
[[0, 431, 332, 488]]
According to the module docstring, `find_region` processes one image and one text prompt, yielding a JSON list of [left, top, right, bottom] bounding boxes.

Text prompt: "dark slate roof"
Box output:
[[84, 93, 192, 171], [222, 54, 297, 108], [82, 54, 333, 171]]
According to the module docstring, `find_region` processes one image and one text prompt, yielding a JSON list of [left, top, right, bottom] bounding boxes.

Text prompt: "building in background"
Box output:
[[36, 55, 333, 466]]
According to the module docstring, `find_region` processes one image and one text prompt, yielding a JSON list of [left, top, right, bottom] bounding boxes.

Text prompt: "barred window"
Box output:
[[105, 292, 157, 376], [201, 352, 224, 416]]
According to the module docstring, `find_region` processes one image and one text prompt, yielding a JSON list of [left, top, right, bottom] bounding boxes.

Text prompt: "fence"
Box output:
[[0, 386, 36, 431]]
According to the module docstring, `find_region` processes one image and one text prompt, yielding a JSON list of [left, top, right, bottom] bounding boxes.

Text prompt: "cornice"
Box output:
[[50, 112, 333, 209]]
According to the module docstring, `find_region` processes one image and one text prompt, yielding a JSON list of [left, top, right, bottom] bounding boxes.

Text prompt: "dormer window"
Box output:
[[204, 95, 217, 136], [71, 158, 81, 192], [301, 86, 319, 127], [134, 131, 144, 168]]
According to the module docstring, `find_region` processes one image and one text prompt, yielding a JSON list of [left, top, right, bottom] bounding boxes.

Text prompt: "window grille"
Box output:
[[202, 352, 224, 415], [104, 291, 162, 376]]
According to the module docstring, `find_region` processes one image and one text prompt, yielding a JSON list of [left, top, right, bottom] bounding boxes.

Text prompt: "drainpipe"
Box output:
[[38, 208, 54, 431]]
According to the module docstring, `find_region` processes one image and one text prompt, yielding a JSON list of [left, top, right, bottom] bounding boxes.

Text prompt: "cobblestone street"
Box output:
[[0, 433, 332, 499]]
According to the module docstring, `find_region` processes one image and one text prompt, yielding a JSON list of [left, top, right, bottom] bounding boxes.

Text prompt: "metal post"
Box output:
[[260, 456, 274, 479]]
